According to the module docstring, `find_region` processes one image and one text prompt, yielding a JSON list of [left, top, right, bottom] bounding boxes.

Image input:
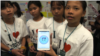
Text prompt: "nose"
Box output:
[[6, 8, 10, 12], [31, 9, 35, 13], [55, 9, 58, 14], [68, 8, 73, 15]]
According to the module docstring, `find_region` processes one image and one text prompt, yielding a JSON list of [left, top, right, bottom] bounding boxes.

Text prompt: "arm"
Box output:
[[79, 38, 93, 56], [1, 43, 10, 51], [21, 37, 26, 46], [1, 43, 24, 56], [27, 36, 32, 43]]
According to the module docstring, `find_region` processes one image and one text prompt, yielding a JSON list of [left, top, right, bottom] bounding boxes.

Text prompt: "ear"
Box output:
[[82, 10, 86, 17]]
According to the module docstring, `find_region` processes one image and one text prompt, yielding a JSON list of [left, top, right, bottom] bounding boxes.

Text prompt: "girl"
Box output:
[[26, 1, 48, 56], [40, 1, 93, 56], [12, 2, 26, 24], [44, 1, 67, 54], [1, 1, 28, 56]]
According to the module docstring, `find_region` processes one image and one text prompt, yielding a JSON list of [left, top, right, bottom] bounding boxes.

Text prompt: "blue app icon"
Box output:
[[39, 35, 48, 44]]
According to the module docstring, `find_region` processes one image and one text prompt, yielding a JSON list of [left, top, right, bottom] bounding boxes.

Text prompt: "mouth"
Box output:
[[7, 13, 12, 16], [32, 14, 35, 16], [67, 16, 74, 20]]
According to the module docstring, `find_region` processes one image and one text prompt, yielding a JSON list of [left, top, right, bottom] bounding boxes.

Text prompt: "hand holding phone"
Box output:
[[37, 29, 50, 50]]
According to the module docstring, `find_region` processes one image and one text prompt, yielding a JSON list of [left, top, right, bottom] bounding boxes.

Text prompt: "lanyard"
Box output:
[[63, 24, 77, 44], [3, 19, 17, 48], [53, 18, 63, 38]]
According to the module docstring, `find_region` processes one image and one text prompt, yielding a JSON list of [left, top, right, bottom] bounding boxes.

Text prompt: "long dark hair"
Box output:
[[12, 2, 23, 17], [51, 1, 65, 18], [27, 1, 43, 16]]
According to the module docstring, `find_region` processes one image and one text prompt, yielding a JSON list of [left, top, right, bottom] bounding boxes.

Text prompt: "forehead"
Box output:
[[66, 1, 82, 7], [52, 2, 63, 7], [2, 2, 11, 8], [29, 4, 39, 8]]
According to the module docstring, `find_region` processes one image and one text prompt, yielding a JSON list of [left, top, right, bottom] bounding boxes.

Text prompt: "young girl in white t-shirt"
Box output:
[[44, 1, 68, 55], [26, 1, 48, 56], [40, 1, 93, 56], [12, 2, 26, 24], [1, 1, 28, 56]]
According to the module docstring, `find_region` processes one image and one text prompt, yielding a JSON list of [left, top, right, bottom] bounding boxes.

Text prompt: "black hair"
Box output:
[[1, 1, 13, 19], [27, 1, 43, 16], [80, 1, 87, 24], [1, 1, 13, 9], [12, 2, 23, 17], [51, 1, 65, 18], [66, 1, 87, 24]]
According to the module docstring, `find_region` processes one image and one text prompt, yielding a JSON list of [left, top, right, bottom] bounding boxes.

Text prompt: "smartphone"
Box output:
[[37, 29, 50, 50]]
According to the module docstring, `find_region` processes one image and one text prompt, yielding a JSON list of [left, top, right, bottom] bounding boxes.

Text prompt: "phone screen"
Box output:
[[38, 31, 50, 50]]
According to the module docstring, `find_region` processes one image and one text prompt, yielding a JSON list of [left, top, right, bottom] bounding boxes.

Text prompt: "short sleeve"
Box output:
[[21, 20, 28, 37]]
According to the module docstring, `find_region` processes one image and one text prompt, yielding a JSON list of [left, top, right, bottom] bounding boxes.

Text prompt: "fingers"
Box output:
[[29, 46, 37, 53]]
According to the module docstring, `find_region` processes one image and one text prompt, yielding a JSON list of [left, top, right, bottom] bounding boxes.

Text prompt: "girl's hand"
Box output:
[[11, 49, 25, 56], [36, 52, 43, 56], [29, 45, 37, 53], [39, 45, 57, 56]]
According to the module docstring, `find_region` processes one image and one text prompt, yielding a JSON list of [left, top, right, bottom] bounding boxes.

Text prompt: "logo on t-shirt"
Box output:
[[13, 31, 19, 38], [36, 29, 38, 33], [64, 43, 71, 52]]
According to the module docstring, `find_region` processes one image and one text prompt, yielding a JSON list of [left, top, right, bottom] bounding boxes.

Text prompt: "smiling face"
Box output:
[[65, 1, 86, 24], [1, 2, 14, 19]]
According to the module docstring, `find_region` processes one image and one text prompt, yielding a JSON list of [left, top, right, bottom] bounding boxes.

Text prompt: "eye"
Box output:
[[65, 7, 69, 9], [33, 7, 37, 10], [57, 8, 61, 10], [74, 8, 79, 10]]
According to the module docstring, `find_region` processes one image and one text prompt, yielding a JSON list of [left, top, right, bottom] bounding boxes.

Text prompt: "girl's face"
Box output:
[[1, 3, 14, 19], [13, 4, 17, 13], [29, 4, 42, 18], [51, 2, 64, 18], [65, 1, 86, 24]]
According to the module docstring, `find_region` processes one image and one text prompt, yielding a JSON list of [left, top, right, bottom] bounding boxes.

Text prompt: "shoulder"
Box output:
[[56, 24, 66, 33], [44, 17, 53, 26], [82, 26, 93, 39], [42, 17, 49, 20], [64, 19, 68, 24], [26, 19, 33, 26], [20, 15, 25, 18], [77, 25, 93, 41]]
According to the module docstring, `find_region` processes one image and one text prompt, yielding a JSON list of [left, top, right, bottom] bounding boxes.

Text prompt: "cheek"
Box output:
[[65, 10, 68, 17], [60, 9, 64, 15], [74, 11, 83, 19]]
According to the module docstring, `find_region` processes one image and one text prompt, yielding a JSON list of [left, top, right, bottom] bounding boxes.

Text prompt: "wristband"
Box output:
[[20, 46, 26, 50], [8, 48, 13, 54], [28, 42, 34, 47]]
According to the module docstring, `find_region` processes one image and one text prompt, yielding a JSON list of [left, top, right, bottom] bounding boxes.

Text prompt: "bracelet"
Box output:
[[8, 48, 13, 54], [28, 43, 34, 47], [20, 46, 26, 50]]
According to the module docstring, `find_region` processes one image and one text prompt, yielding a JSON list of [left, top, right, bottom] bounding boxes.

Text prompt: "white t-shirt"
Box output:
[[56, 24, 93, 56], [1, 18, 28, 52], [14, 14, 26, 24], [26, 17, 48, 44], [44, 18, 68, 38]]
